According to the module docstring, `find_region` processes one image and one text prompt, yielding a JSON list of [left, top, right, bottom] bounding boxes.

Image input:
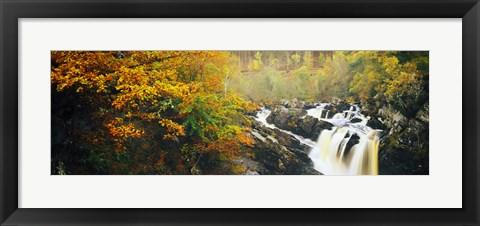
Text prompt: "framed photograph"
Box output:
[[1, 0, 478, 225]]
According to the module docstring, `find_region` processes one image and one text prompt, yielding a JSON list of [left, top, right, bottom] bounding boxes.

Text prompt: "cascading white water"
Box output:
[[308, 104, 379, 175], [256, 103, 380, 175], [306, 103, 328, 119]]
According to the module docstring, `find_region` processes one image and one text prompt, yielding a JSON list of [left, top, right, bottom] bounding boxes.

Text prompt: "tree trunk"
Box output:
[[313, 51, 320, 68]]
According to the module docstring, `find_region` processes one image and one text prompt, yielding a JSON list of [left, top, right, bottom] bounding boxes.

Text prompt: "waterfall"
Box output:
[[308, 128, 379, 175], [306, 103, 328, 119], [255, 108, 276, 129], [255, 104, 380, 175], [306, 107, 323, 119], [308, 105, 380, 175]]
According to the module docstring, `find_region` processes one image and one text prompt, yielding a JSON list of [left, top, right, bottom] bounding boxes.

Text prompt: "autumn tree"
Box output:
[[347, 51, 429, 116], [51, 51, 257, 174]]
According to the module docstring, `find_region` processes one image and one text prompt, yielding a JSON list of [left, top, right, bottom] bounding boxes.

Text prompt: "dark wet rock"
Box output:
[[288, 108, 307, 117], [375, 102, 429, 175], [251, 119, 263, 130], [246, 130, 321, 175], [284, 99, 305, 109], [336, 101, 351, 112], [344, 134, 360, 157], [310, 120, 334, 140], [296, 116, 318, 138], [379, 140, 428, 175], [299, 109, 308, 117], [289, 148, 313, 164], [350, 118, 362, 123], [303, 102, 316, 109], [270, 129, 302, 149], [366, 117, 387, 130], [329, 100, 351, 115], [322, 111, 333, 119], [252, 125, 311, 156], [415, 101, 429, 124], [266, 106, 289, 127], [377, 106, 407, 129], [266, 105, 334, 141]]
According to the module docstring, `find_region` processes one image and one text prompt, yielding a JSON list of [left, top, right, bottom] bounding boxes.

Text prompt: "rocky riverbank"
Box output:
[[374, 102, 429, 175], [236, 99, 354, 175], [237, 98, 428, 175]]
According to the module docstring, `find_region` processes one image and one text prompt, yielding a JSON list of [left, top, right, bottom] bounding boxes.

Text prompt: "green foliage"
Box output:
[[230, 51, 428, 116], [252, 51, 263, 70], [291, 54, 301, 64], [347, 51, 429, 116]]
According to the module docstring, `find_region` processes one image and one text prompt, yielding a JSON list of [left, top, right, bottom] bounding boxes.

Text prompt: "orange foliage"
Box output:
[[51, 51, 258, 167]]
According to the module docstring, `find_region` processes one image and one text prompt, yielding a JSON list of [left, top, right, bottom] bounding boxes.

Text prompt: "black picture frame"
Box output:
[[1, 0, 478, 225]]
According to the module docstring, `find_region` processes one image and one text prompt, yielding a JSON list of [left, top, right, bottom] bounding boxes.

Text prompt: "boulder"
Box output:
[[415, 101, 429, 124], [266, 106, 289, 127], [297, 115, 319, 137], [311, 120, 335, 140], [329, 100, 351, 115], [350, 118, 362, 123], [266, 105, 334, 141], [344, 133, 360, 157], [302, 102, 316, 109], [247, 114, 322, 175], [248, 132, 320, 175], [271, 129, 302, 149], [322, 110, 333, 119], [366, 117, 387, 130], [282, 99, 305, 109]]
